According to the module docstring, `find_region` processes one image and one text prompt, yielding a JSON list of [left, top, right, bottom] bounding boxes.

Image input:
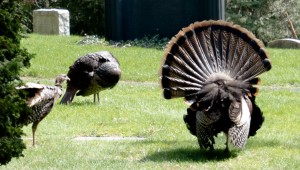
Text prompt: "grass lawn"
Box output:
[[1, 34, 300, 169]]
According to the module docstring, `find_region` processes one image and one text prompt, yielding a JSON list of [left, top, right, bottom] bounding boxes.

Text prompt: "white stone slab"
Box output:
[[33, 9, 70, 35], [268, 38, 300, 49]]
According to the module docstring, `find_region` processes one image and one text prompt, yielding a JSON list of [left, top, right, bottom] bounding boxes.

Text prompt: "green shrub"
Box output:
[[0, 0, 33, 165], [226, 0, 300, 43], [19, 0, 105, 36], [20, 0, 300, 42], [52, 0, 105, 35]]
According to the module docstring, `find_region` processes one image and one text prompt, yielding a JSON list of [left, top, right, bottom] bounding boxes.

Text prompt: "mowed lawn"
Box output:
[[1, 34, 300, 169]]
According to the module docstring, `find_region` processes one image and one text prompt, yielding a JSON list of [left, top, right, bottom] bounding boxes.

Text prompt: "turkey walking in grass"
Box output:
[[160, 20, 272, 151], [60, 51, 121, 104], [17, 74, 69, 146]]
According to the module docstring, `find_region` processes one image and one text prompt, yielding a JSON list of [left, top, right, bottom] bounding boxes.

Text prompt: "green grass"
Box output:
[[261, 48, 300, 86], [20, 34, 162, 82], [1, 34, 300, 169]]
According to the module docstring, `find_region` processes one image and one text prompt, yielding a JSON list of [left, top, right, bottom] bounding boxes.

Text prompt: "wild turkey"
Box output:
[[60, 51, 121, 104], [17, 74, 69, 146], [160, 20, 272, 151]]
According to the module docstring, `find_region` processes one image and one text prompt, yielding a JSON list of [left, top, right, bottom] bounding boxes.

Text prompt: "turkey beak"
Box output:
[[65, 76, 70, 81]]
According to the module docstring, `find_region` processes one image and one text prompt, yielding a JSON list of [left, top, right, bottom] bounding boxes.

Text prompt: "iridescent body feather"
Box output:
[[60, 51, 121, 104]]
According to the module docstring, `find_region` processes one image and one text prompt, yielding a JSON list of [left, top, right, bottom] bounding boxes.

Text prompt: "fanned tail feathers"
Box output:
[[160, 20, 271, 150], [160, 20, 271, 100]]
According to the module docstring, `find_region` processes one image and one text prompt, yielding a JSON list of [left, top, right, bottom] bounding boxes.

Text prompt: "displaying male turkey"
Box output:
[[60, 51, 121, 104], [160, 20, 271, 151], [17, 74, 69, 146]]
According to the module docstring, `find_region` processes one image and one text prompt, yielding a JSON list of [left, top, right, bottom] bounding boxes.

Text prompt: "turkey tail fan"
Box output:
[[160, 20, 271, 101]]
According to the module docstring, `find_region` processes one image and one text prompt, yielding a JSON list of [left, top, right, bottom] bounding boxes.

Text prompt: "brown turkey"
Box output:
[[60, 51, 121, 104], [17, 74, 69, 146], [160, 20, 272, 151]]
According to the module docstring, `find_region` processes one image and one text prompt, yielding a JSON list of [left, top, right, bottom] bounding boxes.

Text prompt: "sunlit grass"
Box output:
[[20, 34, 163, 82], [261, 48, 300, 86], [1, 34, 299, 169]]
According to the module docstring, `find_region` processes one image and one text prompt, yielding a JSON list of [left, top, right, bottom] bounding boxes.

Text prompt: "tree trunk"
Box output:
[[285, 12, 298, 39]]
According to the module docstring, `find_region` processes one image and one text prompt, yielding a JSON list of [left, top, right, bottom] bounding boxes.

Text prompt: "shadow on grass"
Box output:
[[141, 147, 238, 162], [141, 137, 285, 163]]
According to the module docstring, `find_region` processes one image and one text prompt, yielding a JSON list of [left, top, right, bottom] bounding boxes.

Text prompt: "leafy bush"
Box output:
[[52, 0, 105, 35], [226, 0, 300, 43], [0, 0, 33, 165], [20, 0, 300, 43], [19, 0, 105, 36], [108, 35, 169, 49]]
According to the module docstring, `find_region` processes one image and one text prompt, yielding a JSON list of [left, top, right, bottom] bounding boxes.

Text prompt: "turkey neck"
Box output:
[[55, 83, 63, 91]]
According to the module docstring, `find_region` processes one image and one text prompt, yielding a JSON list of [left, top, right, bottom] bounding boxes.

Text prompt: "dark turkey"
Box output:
[[160, 20, 271, 151], [60, 51, 121, 104], [17, 74, 69, 146]]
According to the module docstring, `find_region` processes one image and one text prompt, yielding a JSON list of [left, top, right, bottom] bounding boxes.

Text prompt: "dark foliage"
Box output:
[[0, 0, 33, 165], [226, 0, 300, 43], [20, 0, 299, 42], [51, 0, 105, 35], [20, 0, 105, 36]]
